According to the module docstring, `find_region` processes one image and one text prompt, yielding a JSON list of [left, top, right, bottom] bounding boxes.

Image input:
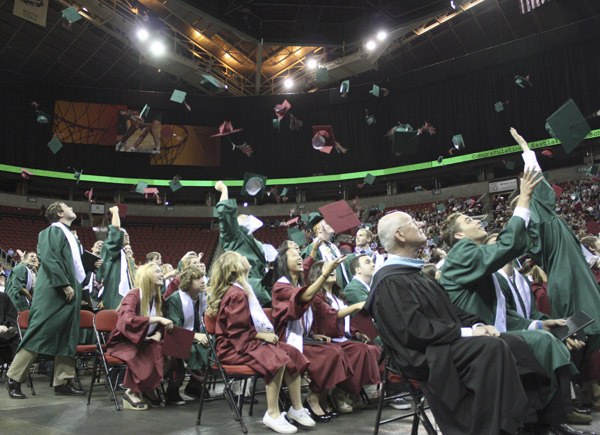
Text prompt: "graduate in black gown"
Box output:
[[366, 209, 576, 435]]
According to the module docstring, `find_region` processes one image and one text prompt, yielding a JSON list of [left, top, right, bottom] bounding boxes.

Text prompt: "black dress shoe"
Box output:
[[548, 423, 598, 435], [6, 377, 26, 399], [303, 399, 331, 422], [54, 381, 85, 396]]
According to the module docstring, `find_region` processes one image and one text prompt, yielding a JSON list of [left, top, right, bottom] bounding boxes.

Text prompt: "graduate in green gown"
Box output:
[[343, 254, 374, 305], [99, 206, 135, 309], [164, 266, 210, 403], [5, 252, 38, 312], [6, 202, 86, 399], [214, 181, 271, 306]]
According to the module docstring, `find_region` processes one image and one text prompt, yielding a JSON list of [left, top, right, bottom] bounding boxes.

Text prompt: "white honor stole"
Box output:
[[118, 251, 132, 297], [490, 274, 508, 332], [232, 282, 274, 334], [25, 266, 34, 290], [51, 222, 85, 283], [178, 290, 203, 331], [277, 277, 312, 352], [146, 301, 158, 335]]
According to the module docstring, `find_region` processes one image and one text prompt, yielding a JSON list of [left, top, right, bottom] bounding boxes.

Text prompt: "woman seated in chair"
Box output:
[[164, 266, 210, 404], [107, 263, 173, 411], [271, 245, 353, 422], [307, 260, 382, 413], [208, 251, 316, 434]]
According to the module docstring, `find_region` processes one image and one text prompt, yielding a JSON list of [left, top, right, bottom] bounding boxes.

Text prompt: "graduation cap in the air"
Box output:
[[319, 200, 362, 233], [21, 169, 32, 180], [211, 121, 243, 137], [273, 100, 302, 131], [494, 100, 510, 113], [545, 99, 591, 154], [287, 227, 307, 246], [437, 156, 444, 164], [280, 187, 289, 197], [316, 67, 329, 83], [369, 84, 389, 98], [61, 6, 82, 24], [589, 165, 599, 177], [452, 134, 466, 151], [311, 126, 335, 154], [135, 181, 149, 194], [541, 149, 554, 158], [514, 74, 532, 88], [340, 80, 350, 97], [84, 189, 93, 203], [170, 89, 191, 111], [169, 175, 182, 192], [242, 172, 268, 197], [503, 160, 516, 170], [47, 136, 63, 154], [140, 104, 150, 118], [72, 168, 82, 184], [364, 173, 376, 186], [390, 124, 419, 155]]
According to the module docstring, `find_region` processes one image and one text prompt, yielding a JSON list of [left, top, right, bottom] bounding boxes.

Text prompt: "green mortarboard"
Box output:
[[369, 84, 380, 97], [73, 169, 82, 183], [307, 212, 324, 228], [61, 6, 82, 24], [392, 124, 419, 155], [287, 227, 307, 246], [365, 114, 376, 125], [281, 187, 289, 197], [273, 118, 280, 130], [589, 165, 599, 176], [169, 178, 182, 192], [340, 80, 350, 95], [494, 101, 505, 113], [437, 156, 443, 164], [514, 75, 531, 88], [135, 181, 148, 194], [452, 134, 465, 150], [545, 98, 591, 154], [170, 89, 187, 104], [316, 67, 329, 83], [242, 172, 268, 196], [140, 104, 150, 118], [377, 203, 385, 212], [436, 203, 446, 212], [47, 137, 63, 154], [300, 213, 309, 223], [364, 173, 376, 185], [504, 160, 515, 170], [36, 111, 50, 124]]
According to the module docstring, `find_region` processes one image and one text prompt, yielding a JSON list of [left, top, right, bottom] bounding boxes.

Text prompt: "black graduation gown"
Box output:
[[366, 264, 536, 435]]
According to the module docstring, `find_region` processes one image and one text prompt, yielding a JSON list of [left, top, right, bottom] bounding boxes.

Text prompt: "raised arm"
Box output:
[[215, 180, 229, 202], [109, 205, 121, 229], [300, 256, 346, 302]]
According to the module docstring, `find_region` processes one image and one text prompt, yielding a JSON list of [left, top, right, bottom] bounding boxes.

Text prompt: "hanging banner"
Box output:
[[13, 0, 49, 27]]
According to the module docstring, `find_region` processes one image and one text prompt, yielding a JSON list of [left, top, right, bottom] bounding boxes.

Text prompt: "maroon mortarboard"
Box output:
[[21, 169, 32, 179], [552, 184, 563, 198], [116, 203, 128, 217], [284, 216, 299, 227], [162, 326, 194, 359], [574, 201, 583, 212], [84, 188, 93, 202], [541, 149, 554, 157], [312, 125, 335, 154], [318, 200, 362, 233], [274, 100, 292, 120], [144, 187, 159, 199], [211, 121, 243, 137]]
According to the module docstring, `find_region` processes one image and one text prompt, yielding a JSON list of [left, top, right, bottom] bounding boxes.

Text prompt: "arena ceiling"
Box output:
[[1, 0, 598, 97]]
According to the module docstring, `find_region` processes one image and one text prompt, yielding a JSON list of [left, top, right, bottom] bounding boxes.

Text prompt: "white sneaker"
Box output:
[[287, 406, 316, 427], [390, 397, 412, 410], [263, 412, 298, 434]]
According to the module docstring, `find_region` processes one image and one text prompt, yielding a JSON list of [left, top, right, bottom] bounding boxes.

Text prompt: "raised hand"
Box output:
[[509, 127, 530, 152]]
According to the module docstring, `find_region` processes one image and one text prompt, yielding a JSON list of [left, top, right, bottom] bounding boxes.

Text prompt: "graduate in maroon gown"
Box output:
[[107, 263, 174, 411], [207, 252, 315, 433], [307, 260, 382, 412], [271, 245, 353, 421]]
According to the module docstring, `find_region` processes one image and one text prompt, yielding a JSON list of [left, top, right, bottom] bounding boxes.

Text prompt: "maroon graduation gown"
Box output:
[[215, 285, 308, 383], [311, 292, 382, 395], [271, 280, 353, 392], [106, 288, 164, 394]]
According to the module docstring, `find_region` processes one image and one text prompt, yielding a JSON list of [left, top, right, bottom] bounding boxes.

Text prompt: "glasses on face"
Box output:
[[396, 218, 419, 230]]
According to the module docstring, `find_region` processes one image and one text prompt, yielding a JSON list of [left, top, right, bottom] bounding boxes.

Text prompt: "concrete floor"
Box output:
[[1, 372, 600, 435]]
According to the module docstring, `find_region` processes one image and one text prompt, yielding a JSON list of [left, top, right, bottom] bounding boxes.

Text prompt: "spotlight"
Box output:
[[136, 28, 149, 41], [450, 1, 456, 9], [376, 31, 387, 41], [306, 58, 318, 69], [243, 202, 248, 207], [365, 40, 377, 51], [149, 40, 166, 56], [283, 77, 294, 89]]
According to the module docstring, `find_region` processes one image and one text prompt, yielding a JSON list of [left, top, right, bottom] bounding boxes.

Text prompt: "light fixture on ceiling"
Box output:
[[365, 40, 377, 51], [136, 27, 149, 41], [149, 40, 166, 56], [376, 30, 387, 41], [283, 77, 294, 89], [306, 57, 318, 69]]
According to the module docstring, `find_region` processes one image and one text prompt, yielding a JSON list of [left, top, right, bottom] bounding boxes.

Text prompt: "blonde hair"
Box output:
[[206, 251, 251, 317], [529, 265, 548, 284], [134, 263, 163, 317]]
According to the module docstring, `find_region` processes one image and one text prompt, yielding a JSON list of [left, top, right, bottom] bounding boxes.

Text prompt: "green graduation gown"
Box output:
[[165, 290, 209, 369], [493, 271, 546, 321], [343, 277, 370, 305], [5, 262, 33, 312], [440, 217, 574, 388], [18, 224, 82, 357], [215, 199, 271, 305], [99, 225, 133, 309], [527, 174, 600, 347]]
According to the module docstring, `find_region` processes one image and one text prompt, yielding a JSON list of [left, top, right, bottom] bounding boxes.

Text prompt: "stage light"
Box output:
[[136, 28, 149, 41], [149, 40, 166, 56], [284, 77, 294, 89], [365, 40, 377, 51], [376, 31, 387, 41], [306, 57, 318, 69], [243, 202, 248, 207]]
